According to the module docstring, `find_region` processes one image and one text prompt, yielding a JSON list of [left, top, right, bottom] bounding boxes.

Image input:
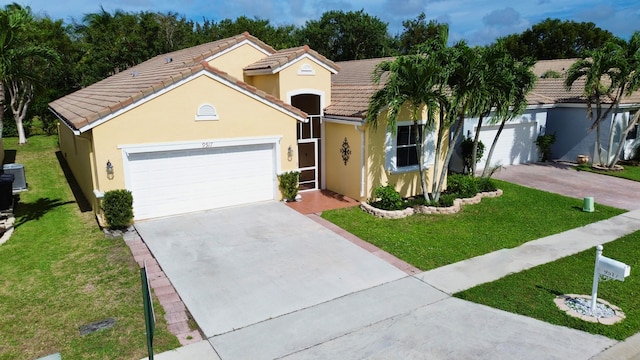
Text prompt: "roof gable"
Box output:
[[244, 45, 340, 76], [49, 32, 305, 132]]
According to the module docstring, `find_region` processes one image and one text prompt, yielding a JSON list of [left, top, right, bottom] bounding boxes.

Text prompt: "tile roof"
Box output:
[[244, 45, 340, 74], [326, 57, 640, 119], [49, 32, 307, 131]]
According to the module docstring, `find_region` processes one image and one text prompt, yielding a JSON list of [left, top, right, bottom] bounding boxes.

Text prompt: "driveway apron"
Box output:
[[134, 201, 407, 338], [492, 163, 640, 211]]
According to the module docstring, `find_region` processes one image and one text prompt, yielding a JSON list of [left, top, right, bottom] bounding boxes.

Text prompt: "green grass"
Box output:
[[577, 163, 640, 182], [0, 136, 180, 359], [455, 231, 640, 340], [322, 180, 624, 271]]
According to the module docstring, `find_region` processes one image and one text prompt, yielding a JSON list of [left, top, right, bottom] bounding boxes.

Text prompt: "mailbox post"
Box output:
[[591, 245, 631, 312]]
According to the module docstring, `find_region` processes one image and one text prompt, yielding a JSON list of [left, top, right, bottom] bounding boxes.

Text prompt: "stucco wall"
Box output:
[[547, 107, 604, 162], [91, 73, 300, 197], [247, 73, 280, 98], [324, 122, 364, 200], [278, 59, 332, 108], [208, 43, 269, 80], [58, 124, 97, 210]]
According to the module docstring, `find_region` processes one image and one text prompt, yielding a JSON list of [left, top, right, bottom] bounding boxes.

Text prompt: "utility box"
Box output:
[[0, 173, 14, 210], [3, 163, 27, 192]]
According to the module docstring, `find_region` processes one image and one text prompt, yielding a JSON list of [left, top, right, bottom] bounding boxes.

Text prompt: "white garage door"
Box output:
[[126, 143, 276, 219], [476, 122, 538, 169]]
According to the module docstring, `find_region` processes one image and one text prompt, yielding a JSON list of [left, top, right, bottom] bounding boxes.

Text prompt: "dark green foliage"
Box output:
[[446, 173, 479, 198], [2, 116, 31, 138], [102, 189, 134, 229], [437, 193, 457, 207], [461, 137, 485, 175], [477, 177, 497, 192], [501, 18, 614, 60], [371, 184, 403, 210], [535, 133, 556, 161], [278, 171, 299, 201], [396, 13, 447, 55], [540, 70, 562, 78], [295, 9, 394, 61]]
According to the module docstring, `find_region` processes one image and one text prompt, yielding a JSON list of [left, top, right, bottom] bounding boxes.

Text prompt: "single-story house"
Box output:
[[50, 33, 447, 222], [449, 58, 640, 173], [532, 59, 640, 164]]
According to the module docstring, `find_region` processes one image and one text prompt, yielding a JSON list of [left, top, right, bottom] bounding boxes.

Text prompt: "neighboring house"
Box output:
[[50, 33, 339, 221], [50, 33, 445, 222], [533, 59, 640, 164], [452, 58, 640, 173]]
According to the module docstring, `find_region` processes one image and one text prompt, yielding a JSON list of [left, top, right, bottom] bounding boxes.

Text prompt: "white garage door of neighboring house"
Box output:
[[476, 122, 538, 170], [126, 143, 276, 220]]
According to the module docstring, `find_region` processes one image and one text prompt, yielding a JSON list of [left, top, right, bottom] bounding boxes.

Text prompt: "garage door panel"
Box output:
[[127, 143, 276, 219], [476, 122, 537, 169]]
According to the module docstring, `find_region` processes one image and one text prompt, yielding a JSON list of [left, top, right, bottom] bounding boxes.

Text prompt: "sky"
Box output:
[[6, 0, 640, 46]]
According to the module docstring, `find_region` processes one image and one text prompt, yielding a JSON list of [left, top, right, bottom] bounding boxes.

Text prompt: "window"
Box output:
[[396, 125, 422, 167]]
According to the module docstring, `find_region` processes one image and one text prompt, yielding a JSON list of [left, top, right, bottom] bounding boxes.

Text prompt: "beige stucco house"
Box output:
[[50, 33, 446, 222]]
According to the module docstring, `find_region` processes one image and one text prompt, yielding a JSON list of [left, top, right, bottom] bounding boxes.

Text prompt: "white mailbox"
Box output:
[[598, 256, 631, 281]]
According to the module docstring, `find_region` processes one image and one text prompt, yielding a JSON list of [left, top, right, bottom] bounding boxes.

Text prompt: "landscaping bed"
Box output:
[[322, 180, 624, 271]]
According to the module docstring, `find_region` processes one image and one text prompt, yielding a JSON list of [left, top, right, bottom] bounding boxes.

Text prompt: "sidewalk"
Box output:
[[144, 209, 640, 360]]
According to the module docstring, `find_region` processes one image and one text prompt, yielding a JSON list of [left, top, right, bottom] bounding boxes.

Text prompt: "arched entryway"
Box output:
[[290, 92, 322, 191]]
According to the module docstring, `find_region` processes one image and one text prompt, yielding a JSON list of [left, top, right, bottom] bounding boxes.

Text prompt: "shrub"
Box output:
[[278, 171, 300, 201], [477, 177, 497, 192], [438, 193, 457, 207], [372, 184, 403, 210], [460, 137, 485, 175], [446, 174, 478, 199], [102, 190, 134, 229], [535, 133, 556, 162]]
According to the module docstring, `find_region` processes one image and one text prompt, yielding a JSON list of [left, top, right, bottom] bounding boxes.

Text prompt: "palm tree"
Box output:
[[366, 54, 444, 201], [565, 41, 625, 166], [606, 32, 640, 167], [481, 55, 537, 177], [0, 4, 59, 144]]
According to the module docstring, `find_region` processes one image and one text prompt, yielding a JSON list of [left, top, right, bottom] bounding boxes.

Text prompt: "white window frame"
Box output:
[[385, 121, 435, 174]]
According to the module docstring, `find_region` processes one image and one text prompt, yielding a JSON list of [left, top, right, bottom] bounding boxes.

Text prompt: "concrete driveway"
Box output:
[[492, 162, 640, 211], [135, 201, 408, 337], [136, 201, 617, 359]]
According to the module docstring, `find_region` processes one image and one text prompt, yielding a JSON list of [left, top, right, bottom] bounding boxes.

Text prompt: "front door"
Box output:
[[292, 93, 322, 191], [298, 139, 318, 191]]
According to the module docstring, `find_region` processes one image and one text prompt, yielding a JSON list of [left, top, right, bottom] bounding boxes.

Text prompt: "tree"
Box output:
[[396, 13, 447, 55], [481, 53, 537, 177], [502, 18, 614, 60], [295, 10, 394, 61], [603, 32, 640, 167], [366, 52, 446, 201], [1, 4, 59, 144], [565, 40, 627, 167]]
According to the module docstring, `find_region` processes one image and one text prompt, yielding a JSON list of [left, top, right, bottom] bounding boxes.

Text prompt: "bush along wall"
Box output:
[[102, 189, 134, 229]]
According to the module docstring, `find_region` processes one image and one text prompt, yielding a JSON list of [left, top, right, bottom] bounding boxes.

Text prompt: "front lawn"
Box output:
[[577, 163, 640, 182], [322, 180, 624, 271], [0, 136, 179, 359], [455, 230, 640, 340]]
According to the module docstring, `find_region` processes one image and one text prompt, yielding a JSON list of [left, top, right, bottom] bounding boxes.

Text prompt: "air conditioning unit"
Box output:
[[3, 163, 27, 192]]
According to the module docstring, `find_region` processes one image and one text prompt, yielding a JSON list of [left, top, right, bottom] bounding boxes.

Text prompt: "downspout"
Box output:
[[355, 124, 365, 198]]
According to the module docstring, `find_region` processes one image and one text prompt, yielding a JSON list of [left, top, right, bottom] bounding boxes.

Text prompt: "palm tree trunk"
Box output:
[[433, 113, 463, 201], [471, 115, 484, 175], [481, 117, 507, 178]]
